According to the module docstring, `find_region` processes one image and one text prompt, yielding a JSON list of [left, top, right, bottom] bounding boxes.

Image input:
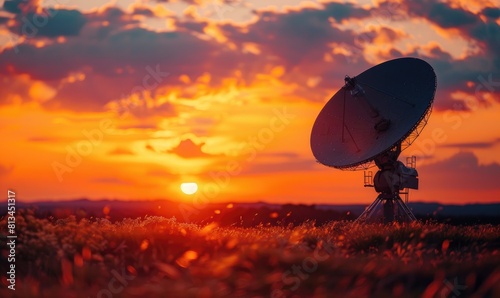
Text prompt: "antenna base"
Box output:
[[356, 193, 417, 224], [357, 148, 418, 223]]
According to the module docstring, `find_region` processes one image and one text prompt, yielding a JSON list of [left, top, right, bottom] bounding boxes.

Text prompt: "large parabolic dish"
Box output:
[[310, 57, 437, 170]]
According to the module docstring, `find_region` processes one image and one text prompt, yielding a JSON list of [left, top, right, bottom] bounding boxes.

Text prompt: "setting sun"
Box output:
[[180, 182, 198, 195]]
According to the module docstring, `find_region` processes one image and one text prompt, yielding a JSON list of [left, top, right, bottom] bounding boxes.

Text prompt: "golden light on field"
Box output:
[[0, 0, 499, 206], [180, 182, 199, 195]]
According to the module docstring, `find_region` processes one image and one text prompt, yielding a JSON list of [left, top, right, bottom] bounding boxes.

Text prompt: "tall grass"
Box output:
[[1, 210, 499, 297]]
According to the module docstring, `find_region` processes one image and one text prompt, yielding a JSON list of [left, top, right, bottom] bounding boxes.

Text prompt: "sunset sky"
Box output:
[[0, 0, 499, 205]]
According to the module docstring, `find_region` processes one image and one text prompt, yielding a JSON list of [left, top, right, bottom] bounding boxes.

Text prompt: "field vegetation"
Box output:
[[1, 210, 499, 297]]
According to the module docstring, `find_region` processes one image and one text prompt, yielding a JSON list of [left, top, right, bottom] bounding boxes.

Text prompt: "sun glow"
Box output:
[[180, 182, 198, 195]]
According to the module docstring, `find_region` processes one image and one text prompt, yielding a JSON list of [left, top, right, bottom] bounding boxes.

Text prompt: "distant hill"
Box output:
[[317, 202, 500, 217], [2, 199, 500, 225]]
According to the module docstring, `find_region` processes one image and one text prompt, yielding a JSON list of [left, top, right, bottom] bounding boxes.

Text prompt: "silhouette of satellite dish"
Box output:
[[310, 57, 437, 223]]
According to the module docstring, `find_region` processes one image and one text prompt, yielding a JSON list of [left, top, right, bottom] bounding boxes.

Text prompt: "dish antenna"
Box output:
[[310, 57, 436, 223]]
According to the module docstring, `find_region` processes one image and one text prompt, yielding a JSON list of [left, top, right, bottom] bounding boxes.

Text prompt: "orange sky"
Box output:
[[0, 0, 499, 205]]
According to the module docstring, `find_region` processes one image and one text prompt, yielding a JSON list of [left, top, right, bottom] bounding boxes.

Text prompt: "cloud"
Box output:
[[366, 0, 500, 111], [0, 26, 216, 80], [3, 0, 86, 37], [176, 19, 208, 33], [482, 7, 500, 19], [0, 26, 236, 110], [440, 138, 500, 149], [217, 2, 376, 101], [27, 136, 66, 142], [359, 27, 408, 44], [237, 151, 322, 175], [117, 123, 158, 130], [323, 2, 372, 22], [382, 0, 499, 61], [0, 1, 498, 115], [0, 75, 34, 105], [108, 147, 135, 155], [184, 117, 217, 136], [380, 0, 479, 29], [0, 1, 270, 111], [147, 168, 175, 177], [124, 102, 177, 120], [220, 4, 367, 67], [91, 177, 129, 185], [168, 139, 211, 158], [419, 151, 500, 190], [0, 164, 14, 176], [387, 48, 500, 111], [261, 151, 301, 159], [242, 158, 322, 175], [131, 6, 156, 17], [7, 9, 86, 37], [2, 0, 39, 14], [425, 2, 477, 28], [215, 1, 497, 110]]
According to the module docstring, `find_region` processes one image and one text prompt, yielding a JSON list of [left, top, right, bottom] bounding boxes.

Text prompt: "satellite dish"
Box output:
[[310, 57, 437, 223]]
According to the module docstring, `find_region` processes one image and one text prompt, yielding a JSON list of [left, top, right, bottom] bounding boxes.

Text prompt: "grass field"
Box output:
[[1, 210, 500, 298]]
